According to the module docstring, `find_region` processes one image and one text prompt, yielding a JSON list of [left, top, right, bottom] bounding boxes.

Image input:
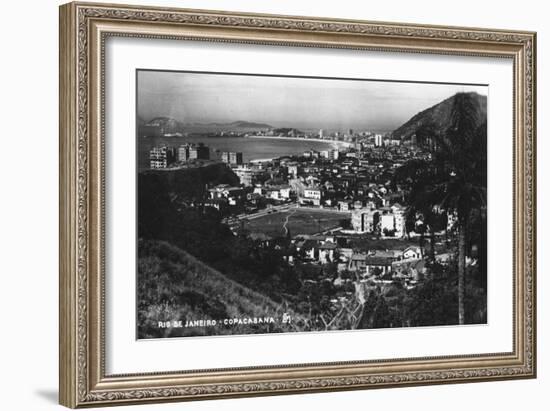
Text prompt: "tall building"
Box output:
[[351, 209, 379, 233], [189, 143, 209, 160], [177, 145, 190, 162], [149, 145, 176, 169], [319, 129, 324, 139], [374, 134, 383, 147], [222, 151, 243, 165]]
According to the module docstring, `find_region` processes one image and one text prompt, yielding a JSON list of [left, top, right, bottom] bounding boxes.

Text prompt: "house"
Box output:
[[296, 237, 337, 264], [349, 253, 368, 271], [364, 256, 394, 275], [337, 201, 350, 212], [392, 258, 427, 280], [318, 242, 338, 263], [209, 185, 246, 206], [349, 253, 393, 276], [266, 188, 282, 200], [402, 246, 422, 260], [203, 198, 228, 211], [324, 181, 335, 191], [287, 164, 300, 177], [278, 185, 291, 199]]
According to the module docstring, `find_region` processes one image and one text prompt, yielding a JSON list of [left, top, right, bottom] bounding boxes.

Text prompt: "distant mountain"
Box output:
[[225, 120, 273, 129], [186, 120, 273, 130], [140, 116, 185, 137], [391, 92, 487, 141]]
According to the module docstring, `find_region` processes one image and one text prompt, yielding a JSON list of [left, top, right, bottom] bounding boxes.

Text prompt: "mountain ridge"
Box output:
[[391, 92, 487, 141]]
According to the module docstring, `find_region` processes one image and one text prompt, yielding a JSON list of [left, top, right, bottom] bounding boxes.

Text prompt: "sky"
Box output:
[[137, 70, 488, 131]]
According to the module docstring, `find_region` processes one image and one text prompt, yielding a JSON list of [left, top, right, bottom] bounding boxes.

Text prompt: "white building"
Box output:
[[232, 165, 266, 187], [381, 214, 395, 234], [338, 201, 350, 212], [447, 211, 458, 231], [391, 204, 407, 237], [300, 187, 322, 206], [403, 246, 422, 260], [304, 188, 321, 200]]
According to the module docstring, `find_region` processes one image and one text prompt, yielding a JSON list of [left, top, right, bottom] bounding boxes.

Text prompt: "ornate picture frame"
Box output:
[[59, 2, 536, 408]]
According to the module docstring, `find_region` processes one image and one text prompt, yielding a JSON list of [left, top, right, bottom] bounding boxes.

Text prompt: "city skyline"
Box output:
[[137, 70, 488, 131]]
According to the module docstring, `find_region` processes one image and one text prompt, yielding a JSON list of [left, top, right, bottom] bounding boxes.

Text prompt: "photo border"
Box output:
[[133, 67, 490, 340]]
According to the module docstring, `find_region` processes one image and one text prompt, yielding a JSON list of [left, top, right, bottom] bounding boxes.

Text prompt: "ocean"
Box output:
[[138, 135, 342, 170]]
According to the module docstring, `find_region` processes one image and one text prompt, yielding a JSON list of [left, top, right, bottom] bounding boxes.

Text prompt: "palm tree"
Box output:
[[394, 93, 487, 324]]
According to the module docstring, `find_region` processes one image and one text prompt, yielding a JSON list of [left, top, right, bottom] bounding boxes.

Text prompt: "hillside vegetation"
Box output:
[[137, 240, 304, 338]]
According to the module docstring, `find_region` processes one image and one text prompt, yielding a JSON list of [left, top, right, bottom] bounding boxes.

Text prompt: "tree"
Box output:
[[393, 93, 487, 324]]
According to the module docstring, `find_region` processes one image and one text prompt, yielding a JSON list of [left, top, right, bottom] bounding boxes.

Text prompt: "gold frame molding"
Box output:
[[59, 2, 537, 408]]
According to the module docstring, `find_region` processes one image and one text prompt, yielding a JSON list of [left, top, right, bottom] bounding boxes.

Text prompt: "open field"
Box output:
[[243, 208, 350, 237]]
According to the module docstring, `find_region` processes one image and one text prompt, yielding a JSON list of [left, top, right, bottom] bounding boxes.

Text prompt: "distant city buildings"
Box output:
[[141, 121, 455, 296], [149, 146, 176, 169], [189, 143, 210, 160], [178, 144, 190, 162], [149, 143, 210, 169], [222, 151, 243, 165]]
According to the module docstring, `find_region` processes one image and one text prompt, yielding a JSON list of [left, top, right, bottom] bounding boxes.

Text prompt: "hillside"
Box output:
[[139, 162, 239, 201], [391, 92, 487, 141], [137, 240, 304, 338], [140, 116, 185, 137]]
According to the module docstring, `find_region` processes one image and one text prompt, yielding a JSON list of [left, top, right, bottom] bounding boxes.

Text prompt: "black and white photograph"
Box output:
[[136, 70, 488, 339]]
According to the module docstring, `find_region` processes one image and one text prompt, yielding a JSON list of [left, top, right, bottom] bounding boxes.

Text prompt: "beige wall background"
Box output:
[[0, 0, 546, 409]]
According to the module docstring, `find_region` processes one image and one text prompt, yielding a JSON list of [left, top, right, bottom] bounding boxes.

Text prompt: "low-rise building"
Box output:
[[232, 165, 266, 187], [402, 246, 422, 260], [337, 201, 350, 212], [349, 253, 393, 276]]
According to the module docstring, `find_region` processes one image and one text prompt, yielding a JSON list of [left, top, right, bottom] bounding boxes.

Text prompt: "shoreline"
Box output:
[[244, 135, 353, 148]]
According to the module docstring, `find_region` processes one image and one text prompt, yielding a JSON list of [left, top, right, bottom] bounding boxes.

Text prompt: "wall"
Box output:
[[0, 0, 546, 409]]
